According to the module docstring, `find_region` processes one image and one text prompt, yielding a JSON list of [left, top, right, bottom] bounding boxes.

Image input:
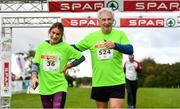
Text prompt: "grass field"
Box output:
[[11, 88, 180, 108]]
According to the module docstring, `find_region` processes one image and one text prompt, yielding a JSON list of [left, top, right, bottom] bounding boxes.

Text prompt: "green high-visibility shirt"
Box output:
[[76, 29, 131, 87], [33, 41, 83, 95]]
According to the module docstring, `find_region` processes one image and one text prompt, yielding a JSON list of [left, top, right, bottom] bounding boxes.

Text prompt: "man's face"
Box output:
[[98, 12, 114, 34], [129, 55, 134, 62]]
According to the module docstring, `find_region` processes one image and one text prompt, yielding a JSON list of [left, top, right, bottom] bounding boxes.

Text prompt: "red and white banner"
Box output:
[[120, 18, 165, 27], [4, 63, 9, 87], [62, 18, 100, 27], [123, 0, 180, 12], [1, 61, 11, 96], [48, 0, 104, 12]]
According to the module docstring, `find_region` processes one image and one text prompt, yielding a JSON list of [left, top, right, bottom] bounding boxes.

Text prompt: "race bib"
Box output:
[[97, 49, 113, 60], [42, 55, 60, 72]]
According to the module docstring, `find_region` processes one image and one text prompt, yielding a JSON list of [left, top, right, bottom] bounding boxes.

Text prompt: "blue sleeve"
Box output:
[[71, 44, 82, 52], [71, 56, 85, 67], [30, 63, 39, 75], [114, 43, 134, 54]]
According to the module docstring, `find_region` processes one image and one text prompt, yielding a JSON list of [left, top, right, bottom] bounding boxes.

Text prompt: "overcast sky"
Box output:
[[12, 27, 180, 62]]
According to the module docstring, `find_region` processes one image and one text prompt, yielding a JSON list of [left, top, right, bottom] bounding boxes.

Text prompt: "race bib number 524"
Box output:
[[97, 49, 113, 60]]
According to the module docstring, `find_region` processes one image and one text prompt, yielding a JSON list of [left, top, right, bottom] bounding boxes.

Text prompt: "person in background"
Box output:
[[31, 22, 85, 108], [124, 54, 142, 109], [72, 8, 133, 108]]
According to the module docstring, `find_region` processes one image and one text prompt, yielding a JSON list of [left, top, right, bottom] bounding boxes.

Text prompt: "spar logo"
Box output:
[[106, 1, 119, 11], [166, 18, 176, 27]]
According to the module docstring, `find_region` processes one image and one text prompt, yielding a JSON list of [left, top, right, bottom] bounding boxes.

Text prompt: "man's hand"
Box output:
[[104, 40, 115, 49]]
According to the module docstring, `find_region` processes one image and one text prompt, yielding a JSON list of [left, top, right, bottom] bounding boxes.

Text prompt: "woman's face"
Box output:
[[49, 28, 63, 44]]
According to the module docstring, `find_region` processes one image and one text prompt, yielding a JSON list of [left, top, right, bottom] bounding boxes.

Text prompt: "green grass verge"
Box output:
[[11, 88, 180, 108]]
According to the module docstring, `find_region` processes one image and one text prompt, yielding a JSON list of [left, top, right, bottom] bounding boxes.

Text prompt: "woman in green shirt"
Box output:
[[31, 22, 85, 108]]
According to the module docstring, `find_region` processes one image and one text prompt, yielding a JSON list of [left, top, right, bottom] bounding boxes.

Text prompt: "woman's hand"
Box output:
[[31, 73, 38, 90], [64, 63, 72, 75]]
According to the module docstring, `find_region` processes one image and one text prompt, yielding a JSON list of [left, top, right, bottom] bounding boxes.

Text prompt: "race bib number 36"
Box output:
[[97, 49, 113, 60], [41, 55, 60, 72]]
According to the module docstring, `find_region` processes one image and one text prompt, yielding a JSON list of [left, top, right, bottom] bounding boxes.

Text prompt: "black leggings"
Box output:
[[126, 79, 138, 108]]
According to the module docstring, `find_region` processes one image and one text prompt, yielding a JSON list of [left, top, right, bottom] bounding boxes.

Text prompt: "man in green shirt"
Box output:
[[73, 8, 133, 108]]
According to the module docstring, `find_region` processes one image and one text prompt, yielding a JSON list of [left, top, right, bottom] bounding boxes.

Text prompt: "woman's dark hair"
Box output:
[[49, 22, 64, 42], [49, 22, 64, 34]]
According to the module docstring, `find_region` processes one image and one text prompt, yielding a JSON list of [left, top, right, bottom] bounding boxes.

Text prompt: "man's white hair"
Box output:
[[97, 8, 114, 19]]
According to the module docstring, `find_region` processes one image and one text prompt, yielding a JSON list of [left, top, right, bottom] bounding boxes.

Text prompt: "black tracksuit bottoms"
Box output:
[[126, 79, 138, 108]]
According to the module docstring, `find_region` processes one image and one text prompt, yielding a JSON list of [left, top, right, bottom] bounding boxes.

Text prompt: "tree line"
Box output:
[[138, 58, 180, 88], [67, 58, 180, 88]]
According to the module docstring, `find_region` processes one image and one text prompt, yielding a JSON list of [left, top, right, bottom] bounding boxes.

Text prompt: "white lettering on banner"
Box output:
[[49, 1, 104, 12], [130, 20, 164, 26], [124, 0, 180, 11], [82, 3, 92, 10], [61, 3, 103, 11], [120, 18, 164, 27], [72, 3, 81, 10], [61, 3, 81, 11], [62, 18, 99, 27], [71, 19, 99, 26], [61, 3, 70, 10], [136, 2, 179, 10]]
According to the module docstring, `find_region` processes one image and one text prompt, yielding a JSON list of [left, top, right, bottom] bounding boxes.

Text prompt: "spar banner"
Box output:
[[1, 62, 11, 96], [123, 0, 180, 12], [61, 17, 119, 27], [62, 18, 100, 27], [120, 18, 177, 27], [48, 0, 180, 12], [61, 17, 177, 27], [48, 0, 122, 12]]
